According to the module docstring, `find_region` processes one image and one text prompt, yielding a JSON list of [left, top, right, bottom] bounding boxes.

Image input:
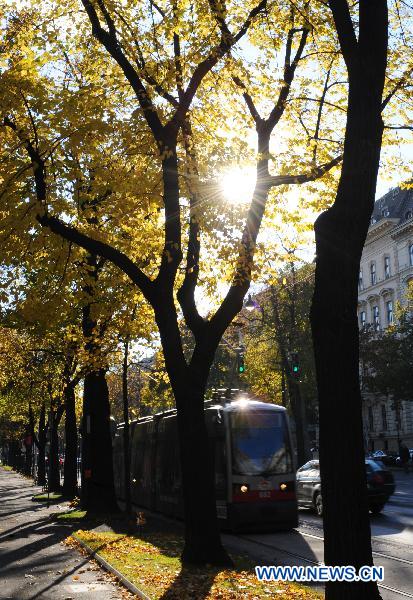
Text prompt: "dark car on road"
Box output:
[[371, 450, 399, 466], [296, 459, 395, 516]]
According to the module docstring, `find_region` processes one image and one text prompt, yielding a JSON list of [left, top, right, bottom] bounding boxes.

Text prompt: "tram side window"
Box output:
[[142, 434, 152, 489], [213, 437, 226, 497], [158, 418, 180, 493], [131, 427, 145, 486]]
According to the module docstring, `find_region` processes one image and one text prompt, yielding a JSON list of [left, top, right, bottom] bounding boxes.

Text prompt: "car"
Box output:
[[371, 450, 398, 466], [296, 459, 395, 516]]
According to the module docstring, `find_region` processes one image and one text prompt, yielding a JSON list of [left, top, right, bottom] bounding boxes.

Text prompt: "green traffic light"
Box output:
[[239, 365, 245, 373]]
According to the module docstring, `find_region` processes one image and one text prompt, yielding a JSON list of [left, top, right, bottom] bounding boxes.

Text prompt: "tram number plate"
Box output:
[[259, 490, 271, 499]]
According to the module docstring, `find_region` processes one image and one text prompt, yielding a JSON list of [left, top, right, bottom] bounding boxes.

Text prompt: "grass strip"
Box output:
[[32, 492, 63, 502], [70, 530, 323, 600], [55, 509, 87, 521]]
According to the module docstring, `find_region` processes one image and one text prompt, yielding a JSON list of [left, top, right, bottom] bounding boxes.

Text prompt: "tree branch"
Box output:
[[384, 124, 413, 131], [208, 0, 232, 39], [169, 0, 268, 131], [381, 68, 413, 111], [36, 215, 155, 302], [80, 0, 165, 143], [232, 77, 262, 125], [172, 0, 184, 101], [132, 32, 179, 107], [312, 64, 333, 163], [267, 154, 342, 187], [266, 27, 309, 131], [176, 121, 206, 339], [207, 152, 342, 341], [3, 115, 156, 303], [328, 0, 358, 72]]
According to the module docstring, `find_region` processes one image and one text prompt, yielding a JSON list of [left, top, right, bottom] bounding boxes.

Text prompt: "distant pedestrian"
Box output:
[[399, 441, 410, 473], [311, 444, 319, 459]]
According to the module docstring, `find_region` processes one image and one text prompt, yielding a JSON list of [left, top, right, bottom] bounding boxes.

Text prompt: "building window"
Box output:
[[406, 211, 412, 220], [370, 217, 376, 225], [381, 405, 388, 431], [368, 407, 374, 431], [358, 268, 363, 290], [373, 305, 380, 331], [360, 311, 366, 327], [384, 256, 391, 279], [370, 263, 376, 286], [409, 244, 413, 267], [386, 300, 393, 325], [381, 207, 389, 217]]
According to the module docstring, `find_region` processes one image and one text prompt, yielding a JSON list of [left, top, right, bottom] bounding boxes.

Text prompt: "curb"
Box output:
[[73, 534, 151, 600]]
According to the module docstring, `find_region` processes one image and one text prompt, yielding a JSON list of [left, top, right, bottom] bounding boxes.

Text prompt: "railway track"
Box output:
[[234, 528, 413, 599]]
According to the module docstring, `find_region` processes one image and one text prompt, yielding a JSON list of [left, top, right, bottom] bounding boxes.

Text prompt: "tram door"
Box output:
[[206, 409, 227, 519]]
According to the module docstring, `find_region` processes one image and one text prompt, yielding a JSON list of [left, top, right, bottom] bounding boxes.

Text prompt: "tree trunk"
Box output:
[[310, 11, 387, 595], [8, 440, 20, 470], [175, 374, 232, 566], [48, 411, 61, 492], [24, 438, 33, 476], [122, 339, 132, 516], [80, 254, 118, 513], [63, 384, 78, 498], [81, 369, 118, 512], [155, 299, 232, 566], [37, 402, 47, 487]]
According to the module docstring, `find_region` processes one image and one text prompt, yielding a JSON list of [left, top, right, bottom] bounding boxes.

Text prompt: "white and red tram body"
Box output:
[[113, 395, 298, 530]]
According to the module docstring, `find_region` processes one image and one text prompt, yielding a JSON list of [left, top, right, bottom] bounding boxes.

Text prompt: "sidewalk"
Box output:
[[0, 467, 131, 600]]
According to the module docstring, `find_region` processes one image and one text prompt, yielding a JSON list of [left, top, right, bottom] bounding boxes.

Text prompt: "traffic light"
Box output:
[[291, 352, 299, 376], [238, 354, 245, 374]]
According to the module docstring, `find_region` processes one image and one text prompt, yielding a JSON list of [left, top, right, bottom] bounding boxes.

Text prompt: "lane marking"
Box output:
[[298, 530, 413, 567], [377, 583, 413, 599], [238, 534, 413, 597]]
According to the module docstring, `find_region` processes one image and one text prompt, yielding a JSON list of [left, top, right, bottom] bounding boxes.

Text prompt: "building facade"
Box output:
[[358, 186, 413, 451]]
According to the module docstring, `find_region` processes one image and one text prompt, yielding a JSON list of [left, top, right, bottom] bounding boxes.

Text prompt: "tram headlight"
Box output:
[[280, 483, 287, 491], [233, 483, 250, 495]]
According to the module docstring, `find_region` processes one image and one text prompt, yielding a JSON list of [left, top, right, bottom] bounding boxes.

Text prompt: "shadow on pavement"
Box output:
[[0, 522, 74, 570], [0, 514, 53, 540], [24, 547, 102, 600], [159, 564, 221, 600]]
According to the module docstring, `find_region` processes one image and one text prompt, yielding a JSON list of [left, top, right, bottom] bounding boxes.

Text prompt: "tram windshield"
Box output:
[[230, 410, 293, 476]]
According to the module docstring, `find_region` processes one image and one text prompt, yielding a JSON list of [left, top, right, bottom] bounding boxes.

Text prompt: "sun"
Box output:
[[221, 166, 256, 205]]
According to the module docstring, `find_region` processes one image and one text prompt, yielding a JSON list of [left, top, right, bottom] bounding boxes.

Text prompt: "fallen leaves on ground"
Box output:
[[67, 530, 323, 600]]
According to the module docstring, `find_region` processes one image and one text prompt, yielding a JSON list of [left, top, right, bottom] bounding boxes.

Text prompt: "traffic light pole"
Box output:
[[220, 331, 246, 394]]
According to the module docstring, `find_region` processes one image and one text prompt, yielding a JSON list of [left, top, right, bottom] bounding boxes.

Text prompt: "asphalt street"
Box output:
[[0, 467, 129, 600], [225, 471, 413, 600]]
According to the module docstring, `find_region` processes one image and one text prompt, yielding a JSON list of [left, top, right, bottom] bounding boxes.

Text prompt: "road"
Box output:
[[225, 471, 413, 599]]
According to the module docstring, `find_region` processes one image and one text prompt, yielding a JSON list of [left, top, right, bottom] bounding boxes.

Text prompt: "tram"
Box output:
[[113, 391, 298, 530]]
